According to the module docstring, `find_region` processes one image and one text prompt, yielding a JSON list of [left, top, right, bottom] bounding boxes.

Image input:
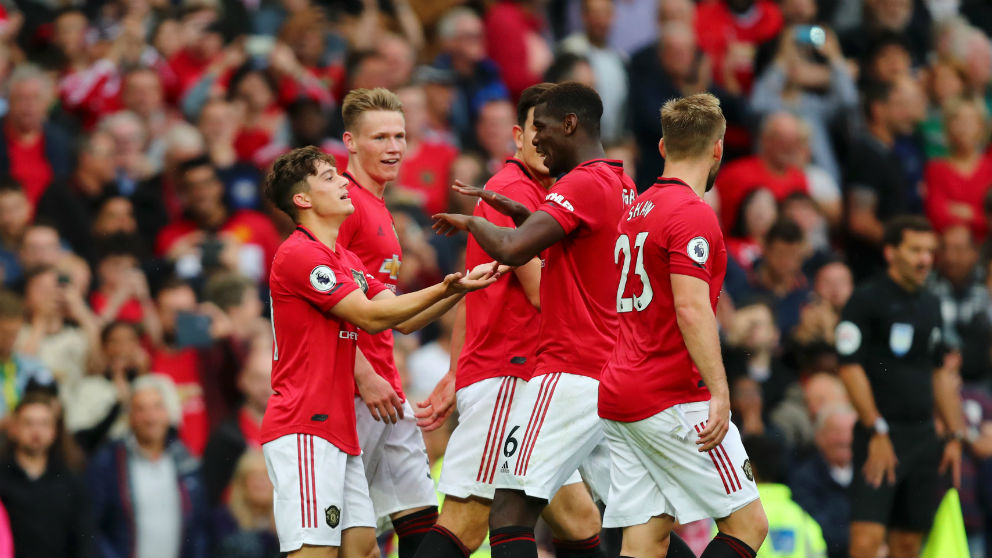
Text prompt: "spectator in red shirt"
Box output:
[[0, 65, 73, 209], [715, 112, 809, 231], [727, 187, 778, 272], [924, 96, 992, 239], [473, 99, 517, 179], [227, 65, 288, 167], [168, 6, 225, 100], [484, 0, 553, 101], [155, 156, 280, 284], [89, 233, 162, 344], [273, 8, 346, 107], [694, 0, 784, 94], [52, 7, 123, 130], [395, 84, 459, 216]]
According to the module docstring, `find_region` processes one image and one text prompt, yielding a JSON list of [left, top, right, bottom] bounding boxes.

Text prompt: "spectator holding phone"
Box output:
[[89, 233, 162, 344], [0, 290, 53, 423]]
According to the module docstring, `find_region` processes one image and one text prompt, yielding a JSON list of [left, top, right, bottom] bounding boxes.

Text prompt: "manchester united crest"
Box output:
[[351, 269, 369, 293], [742, 459, 754, 482], [326, 505, 340, 528]]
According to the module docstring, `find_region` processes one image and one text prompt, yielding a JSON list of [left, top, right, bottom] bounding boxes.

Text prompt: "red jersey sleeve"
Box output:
[[344, 251, 390, 299], [278, 244, 360, 313], [537, 168, 603, 235], [666, 202, 723, 282]]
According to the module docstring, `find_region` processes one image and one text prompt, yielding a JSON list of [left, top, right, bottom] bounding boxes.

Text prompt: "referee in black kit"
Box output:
[[835, 216, 966, 558]]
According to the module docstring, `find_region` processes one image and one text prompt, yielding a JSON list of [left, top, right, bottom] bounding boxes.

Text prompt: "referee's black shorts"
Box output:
[[850, 422, 942, 532]]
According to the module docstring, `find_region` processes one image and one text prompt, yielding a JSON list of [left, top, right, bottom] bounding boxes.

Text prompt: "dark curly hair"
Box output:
[[264, 146, 337, 222]]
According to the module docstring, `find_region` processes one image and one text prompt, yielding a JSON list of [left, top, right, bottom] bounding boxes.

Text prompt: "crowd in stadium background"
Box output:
[[0, 0, 989, 556]]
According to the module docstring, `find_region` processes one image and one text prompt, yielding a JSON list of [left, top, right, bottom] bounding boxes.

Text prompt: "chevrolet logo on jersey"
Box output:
[[379, 254, 401, 280]]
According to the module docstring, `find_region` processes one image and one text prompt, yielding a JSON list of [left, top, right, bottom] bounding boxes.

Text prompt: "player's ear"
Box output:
[[658, 138, 666, 159], [512, 125, 524, 151], [292, 191, 313, 210], [342, 131, 357, 154], [713, 138, 724, 162], [562, 113, 578, 135]]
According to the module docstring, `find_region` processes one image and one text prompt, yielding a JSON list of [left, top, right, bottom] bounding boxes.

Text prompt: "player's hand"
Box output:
[[863, 433, 898, 488], [452, 180, 531, 223], [697, 396, 730, 452], [357, 371, 404, 423], [431, 213, 473, 236], [415, 370, 456, 431], [940, 439, 963, 490]]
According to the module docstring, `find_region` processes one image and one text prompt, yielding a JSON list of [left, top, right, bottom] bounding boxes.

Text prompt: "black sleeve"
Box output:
[[836, 286, 873, 365], [70, 473, 99, 557]]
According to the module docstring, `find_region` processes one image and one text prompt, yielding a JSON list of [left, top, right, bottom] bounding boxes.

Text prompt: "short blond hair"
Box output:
[[659, 93, 726, 161], [341, 88, 404, 133]]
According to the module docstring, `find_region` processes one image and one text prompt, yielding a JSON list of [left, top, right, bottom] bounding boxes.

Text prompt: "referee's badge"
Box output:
[[325, 505, 340, 528], [890, 323, 914, 357]]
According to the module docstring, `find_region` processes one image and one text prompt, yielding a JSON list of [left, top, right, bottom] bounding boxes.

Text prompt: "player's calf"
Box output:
[[489, 489, 547, 558], [391, 506, 439, 558], [543, 483, 605, 558], [704, 499, 768, 558]]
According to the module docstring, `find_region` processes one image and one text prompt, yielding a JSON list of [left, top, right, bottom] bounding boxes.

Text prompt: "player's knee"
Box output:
[[548, 507, 601, 541], [489, 489, 543, 529], [437, 509, 489, 551]]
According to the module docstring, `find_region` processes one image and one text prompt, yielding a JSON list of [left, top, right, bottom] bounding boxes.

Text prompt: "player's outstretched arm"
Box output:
[[331, 270, 496, 334], [672, 273, 730, 452], [452, 180, 532, 226], [432, 211, 565, 267]]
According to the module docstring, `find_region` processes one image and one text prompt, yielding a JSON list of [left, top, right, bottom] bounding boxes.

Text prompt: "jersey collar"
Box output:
[[505, 158, 535, 181], [556, 158, 624, 180], [295, 225, 318, 242], [654, 176, 692, 189]]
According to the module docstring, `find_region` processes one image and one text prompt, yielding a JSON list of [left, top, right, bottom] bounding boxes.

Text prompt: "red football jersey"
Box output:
[[396, 140, 460, 216], [599, 178, 727, 422], [457, 159, 546, 390], [337, 172, 405, 398], [534, 159, 637, 379], [261, 226, 388, 454]]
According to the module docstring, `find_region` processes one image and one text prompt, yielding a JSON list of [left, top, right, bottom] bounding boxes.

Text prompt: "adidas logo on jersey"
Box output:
[[545, 192, 574, 211], [501, 461, 509, 472]]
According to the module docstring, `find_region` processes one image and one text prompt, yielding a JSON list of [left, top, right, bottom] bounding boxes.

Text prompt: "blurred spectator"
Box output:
[[53, 7, 123, 130], [813, 261, 854, 312], [472, 99, 517, 177], [0, 392, 96, 557], [202, 345, 272, 507], [920, 60, 968, 158], [737, 220, 812, 337], [730, 375, 782, 439], [750, 28, 857, 183], [559, 0, 629, 145], [694, 0, 784, 94], [155, 156, 280, 283], [743, 434, 828, 558], [0, 180, 30, 286], [433, 7, 510, 147], [789, 404, 856, 558], [16, 266, 100, 394], [168, 4, 224, 99], [715, 113, 809, 232], [89, 234, 160, 335], [375, 33, 417, 92], [65, 321, 149, 454], [91, 195, 139, 239], [17, 224, 62, 273], [209, 451, 279, 558], [839, 0, 932, 67], [771, 371, 849, 454], [780, 193, 833, 264], [628, 20, 748, 190], [0, 64, 72, 208], [197, 98, 264, 211], [843, 79, 917, 280], [35, 130, 117, 256], [484, 0, 552, 101], [727, 188, 778, 273], [413, 65, 460, 146], [393, 84, 459, 216], [99, 111, 154, 198], [203, 272, 267, 351], [725, 299, 796, 411], [924, 96, 992, 239], [227, 65, 289, 167], [274, 9, 345, 107], [0, 290, 51, 422], [927, 225, 989, 386], [859, 32, 913, 84], [544, 52, 596, 86], [122, 68, 183, 174], [86, 374, 208, 558], [607, 0, 664, 55]]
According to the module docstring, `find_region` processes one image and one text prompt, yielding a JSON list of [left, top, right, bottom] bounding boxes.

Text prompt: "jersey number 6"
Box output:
[[615, 232, 654, 313]]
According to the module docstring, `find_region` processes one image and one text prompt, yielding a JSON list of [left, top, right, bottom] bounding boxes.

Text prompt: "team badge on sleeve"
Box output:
[[351, 269, 370, 293], [687, 237, 710, 264], [835, 321, 861, 355], [310, 265, 337, 292]]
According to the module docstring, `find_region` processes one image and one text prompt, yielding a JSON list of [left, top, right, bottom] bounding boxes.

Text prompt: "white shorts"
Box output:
[[355, 397, 437, 524], [439, 377, 585, 500], [602, 401, 760, 528], [492, 372, 610, 502], [263, 433, 375, 552]]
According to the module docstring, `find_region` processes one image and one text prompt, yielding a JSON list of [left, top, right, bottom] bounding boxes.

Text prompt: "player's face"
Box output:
[[349, 110, 406, 185], [531, 104, 566, 176], [303, 161, 354, 218], [519, 107, 550, 178], [889, 229, 937, 289]]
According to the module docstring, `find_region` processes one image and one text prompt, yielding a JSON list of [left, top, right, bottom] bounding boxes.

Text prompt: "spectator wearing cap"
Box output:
[[394, 84, 460, 216], [86, 374, 209, 558], [433, 7, 510, 148], [0, 64, 73, 208], [559, 0, 629, 145], [35, 130, 117, 256], [715, 113, 809, 233], [0, 392, 97, 557], [790, 405, 856, 558], [924, 96, 992, 240], [0, 290, 52, 423]]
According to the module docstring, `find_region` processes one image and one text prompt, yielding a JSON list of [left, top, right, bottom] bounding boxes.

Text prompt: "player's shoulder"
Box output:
[[273, 230, 332, 270], [488, 160, 543, 200]]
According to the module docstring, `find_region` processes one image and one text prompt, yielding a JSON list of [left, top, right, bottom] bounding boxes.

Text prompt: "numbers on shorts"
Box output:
[[615, 232, 654, 313], [503, 426, 520, 457]]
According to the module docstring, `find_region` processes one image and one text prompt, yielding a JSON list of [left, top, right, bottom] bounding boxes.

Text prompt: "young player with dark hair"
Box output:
[[260, 146, 496, 558]]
